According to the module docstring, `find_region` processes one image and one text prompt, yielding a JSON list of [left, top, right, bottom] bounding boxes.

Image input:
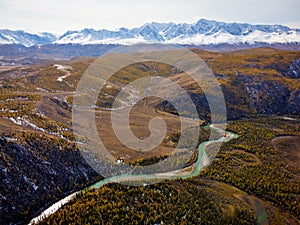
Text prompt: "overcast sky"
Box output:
[[1, 0, 299, 34]]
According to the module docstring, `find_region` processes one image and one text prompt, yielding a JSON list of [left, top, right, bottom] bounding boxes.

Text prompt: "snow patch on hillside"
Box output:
[[54, 64, 72, 82]]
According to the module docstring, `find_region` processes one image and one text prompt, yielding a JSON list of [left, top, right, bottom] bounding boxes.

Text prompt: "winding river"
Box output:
[[29, 125, 238, 224]]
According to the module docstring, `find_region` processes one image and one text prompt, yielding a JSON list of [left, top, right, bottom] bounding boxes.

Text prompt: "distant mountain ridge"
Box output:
[[1, 19, 300, 47], [0, 29, 56, 47]]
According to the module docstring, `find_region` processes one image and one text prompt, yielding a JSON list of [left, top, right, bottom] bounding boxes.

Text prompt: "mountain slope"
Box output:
[[0, 48, 299, 224], [1, 19, 300, 47], [54, 19, 300, 45], [0, 30, 56, 47]]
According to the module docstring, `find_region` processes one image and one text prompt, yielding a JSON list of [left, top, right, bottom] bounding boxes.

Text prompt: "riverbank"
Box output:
[[29, 124, 236, 224]]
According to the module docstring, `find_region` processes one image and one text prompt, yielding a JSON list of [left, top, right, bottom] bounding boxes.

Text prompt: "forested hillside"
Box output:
[[0, 48, 299, 224]]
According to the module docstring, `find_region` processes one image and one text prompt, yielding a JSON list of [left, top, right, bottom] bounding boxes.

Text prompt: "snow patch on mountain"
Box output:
[[166, 30, 300, 45]]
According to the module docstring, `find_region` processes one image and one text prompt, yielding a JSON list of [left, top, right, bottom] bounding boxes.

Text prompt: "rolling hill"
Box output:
[[0, 48, 299, 224]]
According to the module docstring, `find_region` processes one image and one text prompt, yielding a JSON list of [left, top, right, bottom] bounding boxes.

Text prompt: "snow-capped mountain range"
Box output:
[[0, 30, 56, 47], [1, 19, 300, 47]]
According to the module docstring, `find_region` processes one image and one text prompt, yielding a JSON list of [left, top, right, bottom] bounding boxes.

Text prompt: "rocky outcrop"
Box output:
[[283, 59, 300, 78], [237, 74, 291, 114], [0, 136, 100, 225], [159, 72, 300, 121], [288, 89, 300, 113]]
